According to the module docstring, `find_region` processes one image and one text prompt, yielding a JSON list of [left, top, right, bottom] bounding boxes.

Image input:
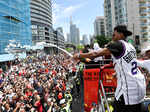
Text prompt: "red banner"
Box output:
[[83, 69, 100, 111], [100, 68, 117, 93]]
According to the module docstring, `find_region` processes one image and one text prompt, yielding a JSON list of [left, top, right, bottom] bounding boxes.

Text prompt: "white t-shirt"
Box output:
[[137, 60, 150, 73], [93, 43, 103, 61]]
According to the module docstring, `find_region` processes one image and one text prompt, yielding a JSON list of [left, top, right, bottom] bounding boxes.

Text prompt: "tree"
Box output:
[[65, 48, 73, 52], [95, 35, 111, 47], [76, 45, 84, 51]]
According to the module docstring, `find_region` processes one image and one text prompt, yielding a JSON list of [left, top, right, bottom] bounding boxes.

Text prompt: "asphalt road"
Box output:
[[72, 80, 84, 112], [72, 96, 81, 112]]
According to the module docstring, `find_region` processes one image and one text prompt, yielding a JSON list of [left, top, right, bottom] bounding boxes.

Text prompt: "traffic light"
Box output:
[[135, 35, 140, 45]]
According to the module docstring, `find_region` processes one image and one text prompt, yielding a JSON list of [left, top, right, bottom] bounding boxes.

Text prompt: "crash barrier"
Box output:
[[83, 60, 116, 112]]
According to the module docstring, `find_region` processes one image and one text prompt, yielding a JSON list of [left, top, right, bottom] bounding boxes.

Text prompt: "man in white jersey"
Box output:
[[73, 25, 146, 112], [137, 47, 150, 73]]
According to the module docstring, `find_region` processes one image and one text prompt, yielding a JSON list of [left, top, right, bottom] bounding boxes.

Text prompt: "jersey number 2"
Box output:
[[131, 61, 137, 75]]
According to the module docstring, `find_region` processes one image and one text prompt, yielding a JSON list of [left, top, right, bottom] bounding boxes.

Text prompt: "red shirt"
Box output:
[[35, 101, 43, 112], [25, 91, 32, 97]]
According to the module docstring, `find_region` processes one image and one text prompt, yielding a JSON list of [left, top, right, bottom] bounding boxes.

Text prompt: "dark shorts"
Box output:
[[113, 95, 142, 112]]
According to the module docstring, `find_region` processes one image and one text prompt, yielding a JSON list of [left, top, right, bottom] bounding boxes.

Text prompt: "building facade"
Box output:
[[139, 0, 150, 42], [30, 0, 54, 45], [94, 16, 105, 36], [56, 27, 63, 34], [76, 28, 80, 44], [54, 28, 65, 48], [82, 34, 89, 45], [67, 33, 71, 43], [104, 0, 116, 36], [70, 22, 80, 45], [0, 0, 32, 54], [104, 0, 141, 41]]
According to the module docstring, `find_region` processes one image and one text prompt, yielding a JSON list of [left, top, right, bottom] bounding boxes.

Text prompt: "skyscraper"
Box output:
[[94, 16, 105, 36], [67, 33, 71, 43], [82, 34, 89, 45], [30, 0, 53, 45], [0, 0, 32, 54], [70, 20, 80, 45]]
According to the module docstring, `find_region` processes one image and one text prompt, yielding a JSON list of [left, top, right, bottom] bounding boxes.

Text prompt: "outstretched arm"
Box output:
[[73, 48, 111, 60]]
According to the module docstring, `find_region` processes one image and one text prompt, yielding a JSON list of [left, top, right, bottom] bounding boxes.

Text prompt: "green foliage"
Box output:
[[76, 45, 84, 50], [65, 48, 73, 52], [95, 35, 112, 47]]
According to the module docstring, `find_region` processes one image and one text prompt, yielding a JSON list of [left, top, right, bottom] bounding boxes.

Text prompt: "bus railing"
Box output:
[[98, 80, 111, 112]]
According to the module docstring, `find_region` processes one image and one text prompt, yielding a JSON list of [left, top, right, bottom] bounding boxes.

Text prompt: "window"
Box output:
[[38, 26, 44, 30], [39, 31, 44, 35], [32, 25, 37, 29], [32, 30, 38, 35]]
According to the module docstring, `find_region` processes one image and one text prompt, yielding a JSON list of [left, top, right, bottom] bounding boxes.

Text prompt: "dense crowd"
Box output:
[[0, 52, 79, 112]]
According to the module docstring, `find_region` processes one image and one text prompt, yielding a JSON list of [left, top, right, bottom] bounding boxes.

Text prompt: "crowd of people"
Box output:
[[0, 25, 150, 112], [0, 52, 79, 112]]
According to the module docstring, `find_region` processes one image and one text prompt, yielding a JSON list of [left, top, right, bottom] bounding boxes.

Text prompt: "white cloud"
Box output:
[[52, 2, 87, 40], [52, 3, 85, 24]]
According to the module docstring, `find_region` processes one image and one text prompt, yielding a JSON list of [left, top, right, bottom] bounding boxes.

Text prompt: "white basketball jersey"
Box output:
[[112, 40, 146, 105]]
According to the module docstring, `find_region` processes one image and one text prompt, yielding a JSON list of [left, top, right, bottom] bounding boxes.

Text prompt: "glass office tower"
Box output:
[[0, 0, 32, 54]]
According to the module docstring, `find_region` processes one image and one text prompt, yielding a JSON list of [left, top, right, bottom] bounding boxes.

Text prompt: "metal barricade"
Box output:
[[82, 59, 115, 112], [98, 80, 110, 112]]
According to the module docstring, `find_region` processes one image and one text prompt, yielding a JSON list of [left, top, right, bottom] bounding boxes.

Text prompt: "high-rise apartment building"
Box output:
[[0, 0, 32, 54], [104, 0, 141, 40], [139, 0, 150, 42], [53, 29, 65, 49], [30, 0, 54, 45], [104, 0, 115, 36], [94, 16, 105, 36], [56, 27, 63, 34]]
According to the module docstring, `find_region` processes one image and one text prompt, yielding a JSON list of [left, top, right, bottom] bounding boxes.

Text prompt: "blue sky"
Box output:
[[52, 0, 104, 40]]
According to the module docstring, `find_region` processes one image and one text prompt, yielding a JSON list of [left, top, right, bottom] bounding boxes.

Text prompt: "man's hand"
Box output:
[[73, 53, 80, 61]]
